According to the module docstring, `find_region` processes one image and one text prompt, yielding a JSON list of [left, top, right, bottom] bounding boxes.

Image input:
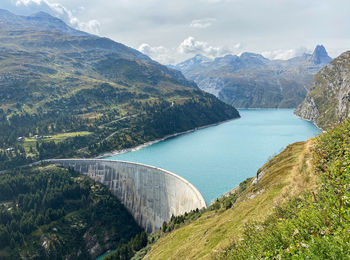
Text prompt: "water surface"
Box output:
[[106, 109, 320, 204]]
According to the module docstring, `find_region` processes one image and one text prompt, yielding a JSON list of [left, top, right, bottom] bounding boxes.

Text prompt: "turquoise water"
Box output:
[[106, 109, 321, 204], [95, 250, 117, 260]]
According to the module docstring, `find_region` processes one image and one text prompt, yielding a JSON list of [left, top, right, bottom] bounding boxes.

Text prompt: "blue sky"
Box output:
[[1, 0, 349, 64]]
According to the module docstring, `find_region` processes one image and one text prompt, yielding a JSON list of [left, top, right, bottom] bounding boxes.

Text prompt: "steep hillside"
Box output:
[[142, 118, 350, 259], [295, 50, 350, 130], [143, 117, 350, 259], [0, 164, 144, 259], [0, 10, 239, 170], [144, 139, 318, 259], [172, 46, 331, 108], [218, 118, 350, 259]]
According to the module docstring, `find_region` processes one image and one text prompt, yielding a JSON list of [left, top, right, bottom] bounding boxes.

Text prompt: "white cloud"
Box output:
[[177, 36, 237, 58], [138, 37, 243, 64], [190, 18, 216, 29], [234, 43, 241, 49], [1, 0, 349, 63], [15, 0, 100, 34], [203, 0, 239, 3], [138, 43, 175, 64], [261, 47, 310, 60], [73, 19, 101, 35]]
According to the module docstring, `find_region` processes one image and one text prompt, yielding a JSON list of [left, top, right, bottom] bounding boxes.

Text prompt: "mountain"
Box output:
[[295, 50, 350, 130], [170, 54, 212, 74], [0, 9, 239, 170], [171, 45, 332, 108], [311, 45, 332, 64], [0, 9, 89, 37]]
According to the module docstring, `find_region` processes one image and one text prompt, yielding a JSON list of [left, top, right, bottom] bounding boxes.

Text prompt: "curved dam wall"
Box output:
[[48, 159, 206, 233]]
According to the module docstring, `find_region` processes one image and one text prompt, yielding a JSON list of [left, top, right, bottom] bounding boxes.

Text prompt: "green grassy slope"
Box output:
[[145, 139, 318, 259], [145, 118, 350, 259], [218, 118, 350, 259]]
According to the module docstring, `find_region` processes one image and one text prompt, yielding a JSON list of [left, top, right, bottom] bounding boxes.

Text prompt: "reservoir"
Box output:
[[106, 109, 321, 204]]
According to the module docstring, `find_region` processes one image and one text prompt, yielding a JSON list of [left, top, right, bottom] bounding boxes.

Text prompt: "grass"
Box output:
[[145, 140, 318, 259], [21, 131, 92, 154], [23, 131, 91, 143]]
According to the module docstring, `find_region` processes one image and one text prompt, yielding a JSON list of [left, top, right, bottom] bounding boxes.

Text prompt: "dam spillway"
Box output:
[[48, 159, 207, 233]]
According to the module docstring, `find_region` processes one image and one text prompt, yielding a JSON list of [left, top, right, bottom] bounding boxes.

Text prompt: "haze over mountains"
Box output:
[[171, 45, 332, 108]]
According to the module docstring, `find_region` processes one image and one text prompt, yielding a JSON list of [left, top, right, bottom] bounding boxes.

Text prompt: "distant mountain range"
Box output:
[[170, 45, 332, 108]]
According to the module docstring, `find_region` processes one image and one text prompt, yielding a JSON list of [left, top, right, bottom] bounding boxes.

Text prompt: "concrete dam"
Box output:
[[48, 159, 207, 233]]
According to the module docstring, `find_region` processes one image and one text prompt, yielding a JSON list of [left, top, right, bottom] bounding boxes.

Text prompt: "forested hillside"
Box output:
[[0, 10, 239, 170], [0, 164, 145, 259]]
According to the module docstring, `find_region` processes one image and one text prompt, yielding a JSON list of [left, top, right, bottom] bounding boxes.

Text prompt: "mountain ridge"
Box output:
[[171, 46, 332, 108]]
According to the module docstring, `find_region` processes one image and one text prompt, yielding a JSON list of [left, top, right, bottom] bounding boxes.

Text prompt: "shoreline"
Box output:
[[95, 117, 240, 159], [293, 112, 324, 132], [237, 107, 295, 110], [209, 185, 240, 205]]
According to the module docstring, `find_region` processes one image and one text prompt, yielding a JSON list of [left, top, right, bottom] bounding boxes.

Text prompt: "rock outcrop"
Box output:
[[295, 50, 350, 130]]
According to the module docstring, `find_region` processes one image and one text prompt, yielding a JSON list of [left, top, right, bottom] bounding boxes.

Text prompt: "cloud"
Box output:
[[177, 36, 237, 58], [2, 0, 349, 64], [190, 18, 216, 29], [138, 43, 175, 64], [261, 47, 310, 60], [71, 18, 101, 35], [203, 0, 240, 3], [15, 0, 100, 34], [233, 43, 241, 49], [138, 37, 243, 64]]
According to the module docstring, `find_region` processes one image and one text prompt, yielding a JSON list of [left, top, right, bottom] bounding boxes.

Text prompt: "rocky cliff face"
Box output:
[[295, 51, 350, 130], [311, 45, 332, 65]]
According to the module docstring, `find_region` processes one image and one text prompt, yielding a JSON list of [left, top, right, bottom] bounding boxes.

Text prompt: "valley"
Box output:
[[0, 2, 349, 260], [107, 109, 320, 203]]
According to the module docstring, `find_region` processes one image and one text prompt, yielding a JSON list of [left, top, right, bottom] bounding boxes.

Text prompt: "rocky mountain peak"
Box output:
[[240, 52, 267, 60], [193, 54, 210, 62], [0, 9, 89, 37], [30, 11, 55, 19], [311, 45, 332, 64], [0, 8, 12, 16], [174, 54, 211, 73]]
